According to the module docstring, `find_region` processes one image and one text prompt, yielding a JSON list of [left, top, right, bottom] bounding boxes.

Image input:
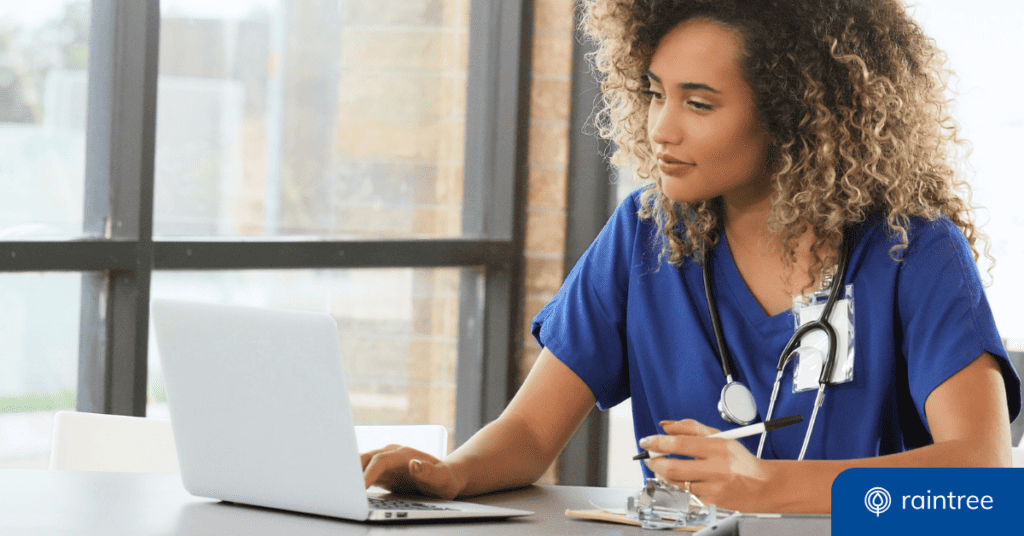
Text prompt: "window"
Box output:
[[147, 267, 468, 432], [0, 1, 91, 469], [0, 0, 531, 469], [0, 274, 81, 468], [153, 0, 469, 239], [0, 2, 89, 240]]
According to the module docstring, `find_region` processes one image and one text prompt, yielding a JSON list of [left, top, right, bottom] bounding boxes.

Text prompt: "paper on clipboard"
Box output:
[[564, 508, 703, 532]]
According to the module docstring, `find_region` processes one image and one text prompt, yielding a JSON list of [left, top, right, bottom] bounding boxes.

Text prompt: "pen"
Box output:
[[632, 414, 803, 460]]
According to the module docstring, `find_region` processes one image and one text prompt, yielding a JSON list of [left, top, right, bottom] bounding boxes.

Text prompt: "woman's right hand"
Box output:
[[361, 445, 465, 500], [360, 348, 596, 500]]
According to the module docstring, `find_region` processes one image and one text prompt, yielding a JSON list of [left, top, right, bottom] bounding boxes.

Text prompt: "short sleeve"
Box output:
[[898, 218, 1022, 424], [530, 191, 644, 409]]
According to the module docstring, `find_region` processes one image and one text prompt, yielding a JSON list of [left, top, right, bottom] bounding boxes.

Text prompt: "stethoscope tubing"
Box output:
[[702, 251, 735, 382], [704, 231, 851, 460]]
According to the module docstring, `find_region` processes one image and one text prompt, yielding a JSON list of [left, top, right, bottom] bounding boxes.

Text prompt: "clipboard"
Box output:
[[565, 509, 830, 535], [564, 508, 703, 532]]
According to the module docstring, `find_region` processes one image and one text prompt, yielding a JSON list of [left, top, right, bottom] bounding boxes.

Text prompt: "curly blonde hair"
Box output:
[[581, 0, 986, 285]]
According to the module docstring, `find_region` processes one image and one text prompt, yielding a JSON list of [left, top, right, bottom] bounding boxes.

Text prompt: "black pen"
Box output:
[[632, 415, 803, 460]]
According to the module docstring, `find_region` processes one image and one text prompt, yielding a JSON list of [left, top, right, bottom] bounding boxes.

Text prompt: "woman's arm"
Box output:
[[362, 347, 596, 498], [642, 352, 1012, 513]]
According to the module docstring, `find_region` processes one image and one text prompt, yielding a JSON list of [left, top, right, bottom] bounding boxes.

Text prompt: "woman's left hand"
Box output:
[[640, 419, 777, 512]]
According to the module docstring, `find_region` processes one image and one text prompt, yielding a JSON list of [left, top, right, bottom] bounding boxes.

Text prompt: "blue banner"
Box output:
[[832, 468, 1024, 534]]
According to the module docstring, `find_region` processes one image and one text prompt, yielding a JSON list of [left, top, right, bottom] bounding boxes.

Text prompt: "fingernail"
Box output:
[[410, 460, 423, 473], [659, 420, 674, 428], [639, 436, 653, 448]]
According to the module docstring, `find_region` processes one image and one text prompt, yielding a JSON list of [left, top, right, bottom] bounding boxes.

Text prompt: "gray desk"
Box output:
[[0, 470, 643, 535], [1, 470, 831, 535]]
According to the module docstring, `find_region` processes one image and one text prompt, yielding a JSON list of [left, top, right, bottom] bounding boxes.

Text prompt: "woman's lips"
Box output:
[[657, 154, 695, 176]]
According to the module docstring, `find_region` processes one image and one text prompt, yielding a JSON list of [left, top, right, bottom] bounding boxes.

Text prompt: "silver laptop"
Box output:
[[151, 299, 532, 522]]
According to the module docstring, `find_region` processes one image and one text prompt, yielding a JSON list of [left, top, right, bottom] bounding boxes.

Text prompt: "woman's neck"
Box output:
[[721, 195, 819, 315], [721, 193, 775, 255]]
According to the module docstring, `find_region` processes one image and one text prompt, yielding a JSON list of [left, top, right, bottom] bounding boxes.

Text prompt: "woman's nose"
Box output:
[[650, 105, 683, 146]]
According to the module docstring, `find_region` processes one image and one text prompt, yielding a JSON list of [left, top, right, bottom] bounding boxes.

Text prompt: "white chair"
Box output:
[[49, 410, 448, 473], [49, 411, 180, 473]]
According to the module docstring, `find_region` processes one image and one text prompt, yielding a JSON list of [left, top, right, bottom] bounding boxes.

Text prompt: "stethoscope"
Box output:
[[701, 232, 850, 461]]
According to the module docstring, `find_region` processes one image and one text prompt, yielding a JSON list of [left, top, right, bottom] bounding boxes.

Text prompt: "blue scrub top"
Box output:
[[532, 188, 1020, 476]]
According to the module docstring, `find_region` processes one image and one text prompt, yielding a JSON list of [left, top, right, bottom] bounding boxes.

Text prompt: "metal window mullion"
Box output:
[[79, 0, 160, 417], [0, 240, 514, 272], [455, 0, 532, 446], [152, 239, 515, 270], [555, 23, 615, 486], [0, 241, 135, 271]]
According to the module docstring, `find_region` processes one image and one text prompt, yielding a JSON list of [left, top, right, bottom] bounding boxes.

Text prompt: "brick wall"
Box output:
[[324, 0, 471, 441], [520, 0, 576, 484]]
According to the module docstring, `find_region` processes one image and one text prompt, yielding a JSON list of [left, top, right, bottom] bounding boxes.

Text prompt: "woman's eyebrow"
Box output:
[[643, 70, 720, 94]]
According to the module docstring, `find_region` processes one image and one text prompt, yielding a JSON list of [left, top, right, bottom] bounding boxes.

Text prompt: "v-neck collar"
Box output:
[[711, 233, 795, 338]]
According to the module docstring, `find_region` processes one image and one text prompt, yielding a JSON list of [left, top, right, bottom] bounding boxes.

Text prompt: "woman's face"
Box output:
[[646, 18, 775, 210]]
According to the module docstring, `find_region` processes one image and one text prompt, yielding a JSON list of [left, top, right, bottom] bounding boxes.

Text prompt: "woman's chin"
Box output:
[[657, 177, 707, 205], [660, 188, 705, 206]]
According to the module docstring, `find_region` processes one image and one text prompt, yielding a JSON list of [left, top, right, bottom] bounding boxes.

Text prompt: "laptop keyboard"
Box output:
[[369, 497, 456, 512]]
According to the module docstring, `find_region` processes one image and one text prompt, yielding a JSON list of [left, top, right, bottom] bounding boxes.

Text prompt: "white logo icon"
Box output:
[[865, 487, 892, 516]]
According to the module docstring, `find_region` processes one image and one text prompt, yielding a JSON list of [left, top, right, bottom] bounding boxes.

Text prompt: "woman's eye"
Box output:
[[641, 89, 664, 100], [688, 100, 712, 111]]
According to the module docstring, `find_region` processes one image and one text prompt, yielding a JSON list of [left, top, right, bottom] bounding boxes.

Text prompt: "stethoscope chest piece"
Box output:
[[718, 381, 758, 425], [703, 231, 852, 459]]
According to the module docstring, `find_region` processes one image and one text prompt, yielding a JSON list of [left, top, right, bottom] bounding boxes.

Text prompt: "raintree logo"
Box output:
[[833, 469, 1016, 535], [865, 487, 892, 516]]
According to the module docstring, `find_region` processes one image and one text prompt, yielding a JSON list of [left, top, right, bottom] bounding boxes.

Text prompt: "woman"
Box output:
[[363, 0, 1020, 513]]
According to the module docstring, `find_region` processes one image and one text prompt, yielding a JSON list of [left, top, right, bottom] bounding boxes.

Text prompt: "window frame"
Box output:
[[0, 0, 533, 449]]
